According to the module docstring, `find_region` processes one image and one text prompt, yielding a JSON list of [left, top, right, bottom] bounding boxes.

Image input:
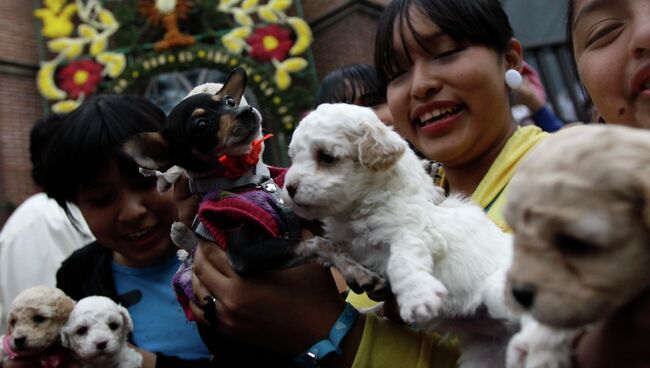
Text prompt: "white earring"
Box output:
[[505, 69, 523, 90]]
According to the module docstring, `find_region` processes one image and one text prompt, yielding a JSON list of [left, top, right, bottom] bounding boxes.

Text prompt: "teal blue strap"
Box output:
[[294, 303, 359, 368]]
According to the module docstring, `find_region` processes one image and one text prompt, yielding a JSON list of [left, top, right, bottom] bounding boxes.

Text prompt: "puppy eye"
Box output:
[[225, 96, 236, 107], [9, 319, 16, 327], [317, 150, 337, 165], [33, 315, 47, 323], [76, 326, 88, 335], [108, 322, 120, 331], [555, 234, 595, 256]]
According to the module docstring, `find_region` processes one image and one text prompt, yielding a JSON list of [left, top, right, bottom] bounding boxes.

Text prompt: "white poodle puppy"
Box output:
[[2, 286, 74, 363], [282, 103, 518, 367], [62, 296, 142, 368]]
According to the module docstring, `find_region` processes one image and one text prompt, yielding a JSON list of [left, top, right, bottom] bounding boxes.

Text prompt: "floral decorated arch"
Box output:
[[34, 0, 317, 165]]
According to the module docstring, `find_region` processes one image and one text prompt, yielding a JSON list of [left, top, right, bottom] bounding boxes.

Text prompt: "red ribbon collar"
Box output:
[[217, 134, 272, 178]]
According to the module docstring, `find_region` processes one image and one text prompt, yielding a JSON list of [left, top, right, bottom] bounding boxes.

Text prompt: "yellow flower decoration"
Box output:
[[37, 61, 67, 100], [272, 57, 307, 90], [96, 52, 126, 78], [35, 0, 125, 111], [34, 0, 78, 39], [287, 17, 312, 56], [269, 0, 292, 11], [52, 99, 82, 114]]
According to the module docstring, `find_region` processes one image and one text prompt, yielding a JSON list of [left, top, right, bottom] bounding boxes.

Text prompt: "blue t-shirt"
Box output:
[[112, 257, 212, 360]]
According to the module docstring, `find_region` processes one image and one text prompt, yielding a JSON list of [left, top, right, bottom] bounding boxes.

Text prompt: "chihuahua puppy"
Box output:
[[121, 67, 301, 319]]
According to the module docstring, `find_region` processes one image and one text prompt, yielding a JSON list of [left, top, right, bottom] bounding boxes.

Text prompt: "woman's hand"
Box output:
[[575, 290, 650, 367], [190, 240, 347, 354]]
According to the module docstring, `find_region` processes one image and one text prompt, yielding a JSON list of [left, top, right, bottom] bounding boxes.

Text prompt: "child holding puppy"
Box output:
[[188, 0, 547, 367], [41, 95, 213, 368]]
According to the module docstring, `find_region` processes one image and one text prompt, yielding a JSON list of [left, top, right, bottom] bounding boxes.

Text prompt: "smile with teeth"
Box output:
[[416, 105, 464, 126], [127, 227, 154, 240]]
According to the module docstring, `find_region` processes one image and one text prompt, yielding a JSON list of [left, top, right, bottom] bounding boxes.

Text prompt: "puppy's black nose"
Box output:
[[13, 336, 26, 348], [285, 184, 297, 198], [96, 341, 108, 350], [512, 284, 537, 309]]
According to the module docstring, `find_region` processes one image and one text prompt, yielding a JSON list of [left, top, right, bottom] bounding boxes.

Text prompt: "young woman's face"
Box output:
[[385, 8, 517, 166], [572, 0, 650, 128], [75, 158, 177, 267]]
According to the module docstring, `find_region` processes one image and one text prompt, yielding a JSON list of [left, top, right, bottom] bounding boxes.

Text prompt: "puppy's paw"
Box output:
[[344, 266, 389, 300], [171, 222, 198, 251], [398, 279, 447, 326], [506, 318, 579, 368]]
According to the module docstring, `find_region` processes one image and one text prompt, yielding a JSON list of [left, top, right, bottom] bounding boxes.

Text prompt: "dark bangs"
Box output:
[[375, 0, 514, 83], [314, 64, 386, 107], [43, 95, 166, 211]]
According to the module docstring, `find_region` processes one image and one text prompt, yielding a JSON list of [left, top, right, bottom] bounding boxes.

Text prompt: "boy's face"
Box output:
[[75, 158, 178, 267]]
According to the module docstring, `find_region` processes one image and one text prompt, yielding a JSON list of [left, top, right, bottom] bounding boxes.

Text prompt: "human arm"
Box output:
[[511, 75, 564, 132], [190, 241, 460, 368]]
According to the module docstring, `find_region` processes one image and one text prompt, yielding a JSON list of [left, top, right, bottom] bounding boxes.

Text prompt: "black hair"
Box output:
[[565, 0, 583, 87], [375, 0, 514, 83], [314, 64, 386, 107], [30, 114, 67, 187], [43, 95, 166, 218]]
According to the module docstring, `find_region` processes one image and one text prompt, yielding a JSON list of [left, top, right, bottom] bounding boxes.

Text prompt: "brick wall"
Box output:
[[0, 0, 43, 224]]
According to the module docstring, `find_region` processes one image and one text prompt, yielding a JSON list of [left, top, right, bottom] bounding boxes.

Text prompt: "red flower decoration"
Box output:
[[246, 25, 294, 62], [57, 60, 104, 99]]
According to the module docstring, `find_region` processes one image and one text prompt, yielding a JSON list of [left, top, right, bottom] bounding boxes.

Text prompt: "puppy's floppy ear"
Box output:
[[120, 131, 173, 171], [54, 296, 76, 321], [217, 66, 247, 105], [117, 305, 134, 335], [357, 119, 406, 171]]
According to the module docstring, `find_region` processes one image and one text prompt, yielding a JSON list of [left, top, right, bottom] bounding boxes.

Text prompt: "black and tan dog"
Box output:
[[121, 67, 301, 277]]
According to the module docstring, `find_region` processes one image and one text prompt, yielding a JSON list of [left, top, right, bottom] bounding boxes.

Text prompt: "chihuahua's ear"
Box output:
[[217, 66, 247, 105], [357, 120, 406, 171], [121, 131, 173, 171]]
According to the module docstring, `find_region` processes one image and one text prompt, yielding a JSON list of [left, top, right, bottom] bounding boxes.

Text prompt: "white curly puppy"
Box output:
[[1, 286, 74, 364], [504, 125, 650, 367], [62, 296, 142, 368], [282, 103, 518, 367]]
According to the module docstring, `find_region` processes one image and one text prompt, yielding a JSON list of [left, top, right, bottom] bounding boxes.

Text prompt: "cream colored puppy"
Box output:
[[504, 125, 650, 367], [2, 286, 74, 360]]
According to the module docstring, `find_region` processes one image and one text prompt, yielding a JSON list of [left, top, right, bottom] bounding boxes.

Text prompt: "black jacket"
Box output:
[[57, 242, 296, 367]]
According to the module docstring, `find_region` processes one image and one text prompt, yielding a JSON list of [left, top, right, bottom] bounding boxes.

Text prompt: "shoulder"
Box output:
[[60, 241, 109, 271]]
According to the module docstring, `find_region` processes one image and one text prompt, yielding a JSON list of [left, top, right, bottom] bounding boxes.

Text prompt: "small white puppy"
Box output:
[[282, 103, 518, 367], [62, 296, 142, 368]]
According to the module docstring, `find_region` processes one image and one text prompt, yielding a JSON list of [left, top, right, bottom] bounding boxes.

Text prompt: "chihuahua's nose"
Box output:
[[511, 284, 537, 309], [285, 183, 298, 198], [96, 341, 108, 350], [13, 336, 26, 348]]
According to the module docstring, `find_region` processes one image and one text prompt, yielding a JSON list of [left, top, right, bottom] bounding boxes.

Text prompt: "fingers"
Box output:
[[196, 240, 236, 278], [172, 173, 198, 227]]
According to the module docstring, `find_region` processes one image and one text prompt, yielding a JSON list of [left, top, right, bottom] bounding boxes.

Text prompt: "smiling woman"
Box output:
[[567, 0, 650, 128], [40, 95, 214, 367]]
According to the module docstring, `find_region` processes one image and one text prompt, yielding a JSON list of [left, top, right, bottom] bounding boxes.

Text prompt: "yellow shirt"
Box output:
[[349, 125, 548, 368]]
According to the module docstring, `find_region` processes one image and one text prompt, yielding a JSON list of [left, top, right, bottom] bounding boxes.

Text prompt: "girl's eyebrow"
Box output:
[[573, 0, 616, 27]]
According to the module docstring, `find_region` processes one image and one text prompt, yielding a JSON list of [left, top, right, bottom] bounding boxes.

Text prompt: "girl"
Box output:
[[190, 1, 545, 367], [567, 0, 650, 366], [315, 63, 393, 124], [42, 95, 213, 368]]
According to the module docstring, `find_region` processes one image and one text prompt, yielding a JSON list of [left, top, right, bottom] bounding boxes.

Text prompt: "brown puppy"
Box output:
[[504, 124, 650, 328]]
